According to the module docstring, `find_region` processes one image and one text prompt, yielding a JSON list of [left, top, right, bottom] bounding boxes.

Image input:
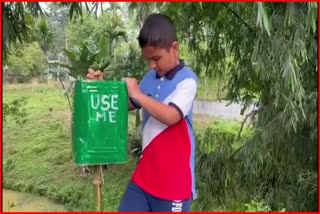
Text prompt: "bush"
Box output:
[[194, 120, 253, 211]]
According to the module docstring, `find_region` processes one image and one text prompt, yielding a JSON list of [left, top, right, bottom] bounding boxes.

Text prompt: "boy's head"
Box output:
[[138, 13, 180, 76]]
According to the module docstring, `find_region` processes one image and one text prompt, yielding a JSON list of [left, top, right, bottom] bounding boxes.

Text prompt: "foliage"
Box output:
[[96, 14, 128, 55], [46, 4, 70, 55], [3, 97, 28, 126], [2, 2, 105, 63], [33, 17, 53, 56], [57, 2, 107, 21], [108, 43, 147, 81], [6, 42, 47, 80], [194, 121, 252, 211], [2, 2, 44, 62], [54, 36, 108, 79], [67, 12, 128, 54], [66, 16, 97, 48], [155, 2, 318, 211], [128, 2, 162, 27], [244, 200, 272, 212], [64, 11, 131, 79], [196, 78, 228, 101]]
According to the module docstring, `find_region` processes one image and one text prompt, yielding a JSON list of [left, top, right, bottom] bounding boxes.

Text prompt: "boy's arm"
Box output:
[[131, 93, 180, 125], [128, 97, 140, 111], [127, 78, 197, 126], [128, 99, 136, 111]]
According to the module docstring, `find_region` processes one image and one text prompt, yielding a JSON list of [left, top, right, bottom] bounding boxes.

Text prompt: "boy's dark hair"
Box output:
[[138, 13, 177, 49]]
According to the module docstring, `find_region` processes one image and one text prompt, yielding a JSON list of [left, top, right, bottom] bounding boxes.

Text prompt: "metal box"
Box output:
[[72, 80, 128, 165]]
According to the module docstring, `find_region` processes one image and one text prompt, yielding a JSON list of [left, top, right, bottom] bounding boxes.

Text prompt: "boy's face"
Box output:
[[141, 42, 179, 76]]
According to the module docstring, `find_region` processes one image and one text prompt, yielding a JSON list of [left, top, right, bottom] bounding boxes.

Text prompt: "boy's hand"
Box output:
[[124, 78, 141, 98], [86, 68, 104, 80]]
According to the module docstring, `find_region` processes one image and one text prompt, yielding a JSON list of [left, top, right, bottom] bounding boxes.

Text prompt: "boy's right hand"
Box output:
[[86, 68, 104, 80]]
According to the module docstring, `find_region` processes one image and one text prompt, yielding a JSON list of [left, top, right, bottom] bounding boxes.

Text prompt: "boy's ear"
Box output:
[[171, 41, 179, 52]]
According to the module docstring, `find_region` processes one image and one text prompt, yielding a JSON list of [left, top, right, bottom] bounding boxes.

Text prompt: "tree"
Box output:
[[34, 18, 53, 57], [106, 2, 122, 15], [157, 2, 317, 211], [67, 16, 97, 48], [99, 15, 128, 56], [2, 2, 44, 62], [46, 3, 70, 54], [128, 2, 162, 27], [2, 2, 100, 63], [6, 42, 47, 81]]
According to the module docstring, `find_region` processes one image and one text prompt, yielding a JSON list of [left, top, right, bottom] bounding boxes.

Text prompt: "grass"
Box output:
[[3, 84, 247, 211]]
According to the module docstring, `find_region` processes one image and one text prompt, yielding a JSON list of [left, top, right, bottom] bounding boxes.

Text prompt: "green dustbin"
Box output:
[[71, 80, 128, 165]]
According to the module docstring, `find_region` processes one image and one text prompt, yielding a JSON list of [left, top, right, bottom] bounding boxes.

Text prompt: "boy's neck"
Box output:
[[173, 59, 180, 68], [165, 59, 181, 74], [157, 59, 184, 80]]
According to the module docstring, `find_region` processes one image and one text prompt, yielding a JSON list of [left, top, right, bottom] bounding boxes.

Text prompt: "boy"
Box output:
[[87, 13, 197, 212]]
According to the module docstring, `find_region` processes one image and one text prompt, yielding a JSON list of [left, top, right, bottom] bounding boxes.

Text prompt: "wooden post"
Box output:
[[93, 165, 103, 211]]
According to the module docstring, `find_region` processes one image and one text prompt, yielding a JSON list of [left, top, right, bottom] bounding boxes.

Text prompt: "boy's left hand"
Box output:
[[124, 77, 141, 98]]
